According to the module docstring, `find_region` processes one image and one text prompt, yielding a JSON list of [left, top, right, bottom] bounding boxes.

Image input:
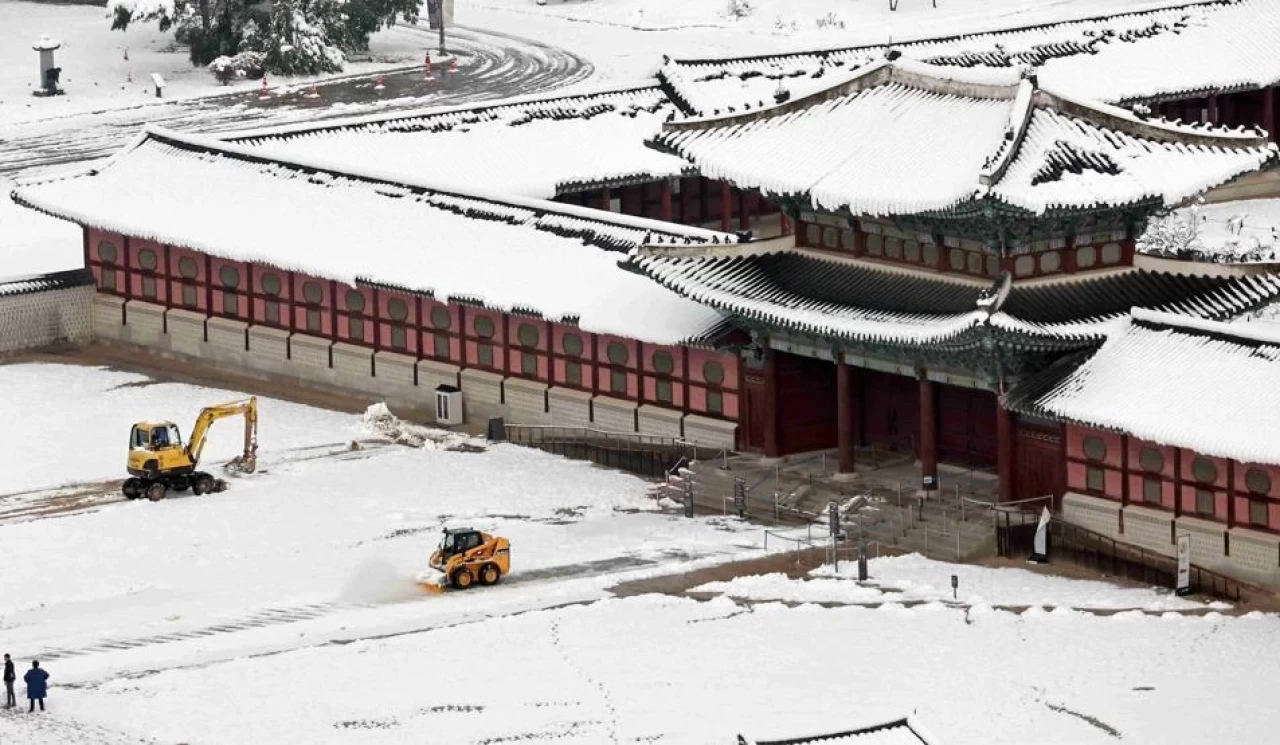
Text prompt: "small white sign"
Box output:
[[1176, 534, 1191, 595]]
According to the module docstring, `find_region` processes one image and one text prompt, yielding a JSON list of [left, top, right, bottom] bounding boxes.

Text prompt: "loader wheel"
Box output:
[[479, 563, 501, 586], [145, 482, 167, 502], [451, 567, 475, 590], [122, 478, 141, 500], [192, 474, 214, 496]]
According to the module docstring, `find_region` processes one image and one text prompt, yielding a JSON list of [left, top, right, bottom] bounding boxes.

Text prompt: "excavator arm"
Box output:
[[186, 397, 258, 472]]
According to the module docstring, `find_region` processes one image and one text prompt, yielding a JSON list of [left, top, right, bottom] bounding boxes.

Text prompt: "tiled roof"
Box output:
[[741, 716, 939, 745], [654, 60, 1274, 218], [0, 269, 93, 297], [659, 1, 1280, 115], [1028, 308, 1280, 464], [228, 85, 689, 198], [626, 248, 1280, 348], [10, 128, 735, 346]]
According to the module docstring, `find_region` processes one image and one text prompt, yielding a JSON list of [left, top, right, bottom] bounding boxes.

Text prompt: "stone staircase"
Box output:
[[653, 452, 998, 562]]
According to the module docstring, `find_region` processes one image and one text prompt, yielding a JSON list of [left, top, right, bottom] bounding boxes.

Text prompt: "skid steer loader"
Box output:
[[418, 528, 510, 594], [122, 397, 259, 502]]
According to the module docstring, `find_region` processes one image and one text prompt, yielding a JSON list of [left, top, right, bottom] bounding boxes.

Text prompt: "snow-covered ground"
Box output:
[[694, 553, 1229, 611], [1, 363, 1278, 743], [0, 2, 429, 126]]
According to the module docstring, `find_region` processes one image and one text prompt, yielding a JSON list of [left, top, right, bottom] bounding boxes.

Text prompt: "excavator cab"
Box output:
[[127, 421, 193, 477]]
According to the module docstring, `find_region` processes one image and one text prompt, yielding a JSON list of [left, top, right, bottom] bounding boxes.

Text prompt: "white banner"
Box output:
[[1032, 506, 1050, 557], [1176, 534, 1191, 594]]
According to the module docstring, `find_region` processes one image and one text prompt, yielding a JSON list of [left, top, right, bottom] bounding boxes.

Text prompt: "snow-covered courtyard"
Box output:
[[0, 363, 1275, 743]]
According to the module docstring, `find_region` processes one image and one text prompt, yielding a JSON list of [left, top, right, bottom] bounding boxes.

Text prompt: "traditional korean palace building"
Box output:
[[14, 0, 1280, 584]]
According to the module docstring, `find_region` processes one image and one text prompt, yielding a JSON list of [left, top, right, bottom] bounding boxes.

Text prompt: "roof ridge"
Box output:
[[1131, 305, 1280, 344], [220, 81, 665, 142], [135, 126, 733, 243], [662, 0, 1226, 68]]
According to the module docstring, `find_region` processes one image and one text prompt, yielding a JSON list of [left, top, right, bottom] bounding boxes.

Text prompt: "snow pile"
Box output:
[[360, 403, 484, 451], [691, 555, 1221, 611]]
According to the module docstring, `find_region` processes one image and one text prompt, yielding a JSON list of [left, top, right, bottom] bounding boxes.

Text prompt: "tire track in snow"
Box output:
[[0, 24, 592, 179]]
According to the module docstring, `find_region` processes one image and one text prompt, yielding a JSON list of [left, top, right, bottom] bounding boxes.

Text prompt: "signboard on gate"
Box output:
[[1176, 534, 1192, 595]]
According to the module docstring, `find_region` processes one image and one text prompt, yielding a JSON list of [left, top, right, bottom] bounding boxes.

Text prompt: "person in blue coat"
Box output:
[[23, 660, 48, 712]]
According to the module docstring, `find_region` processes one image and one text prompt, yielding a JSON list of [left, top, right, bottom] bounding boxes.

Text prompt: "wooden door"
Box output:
[[776, 352, 837, 455], [1015, 419, 1065, 507], [742, 370, 768, 451], [938, 386, 997, 468], [862, 369, 917, 455]]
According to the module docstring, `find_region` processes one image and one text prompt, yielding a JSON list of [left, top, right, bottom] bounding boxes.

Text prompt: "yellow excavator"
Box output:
[[419, 528, 511, 594], [122, 397, 259, 502]]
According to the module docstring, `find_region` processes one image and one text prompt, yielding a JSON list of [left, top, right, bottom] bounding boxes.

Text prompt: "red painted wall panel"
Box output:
[[1065, 425, 1123, 469]]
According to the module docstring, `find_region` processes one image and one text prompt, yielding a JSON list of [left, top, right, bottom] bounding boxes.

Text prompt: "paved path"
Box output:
[[0, 23, 593, 178]]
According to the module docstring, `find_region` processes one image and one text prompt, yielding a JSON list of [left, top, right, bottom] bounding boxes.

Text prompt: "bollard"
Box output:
[[956, 529, 961, 560], [925, 526, 929, 556]]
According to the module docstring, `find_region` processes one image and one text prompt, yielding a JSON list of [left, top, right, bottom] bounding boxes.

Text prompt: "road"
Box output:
[[0, 23, 593, 178]]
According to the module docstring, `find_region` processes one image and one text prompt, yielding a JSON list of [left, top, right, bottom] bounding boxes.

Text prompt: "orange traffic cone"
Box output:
[[303, 83, 319, 99], [258, 76, 270, 100], [424, 52, 433, 80], [373, 74, 385, 91]]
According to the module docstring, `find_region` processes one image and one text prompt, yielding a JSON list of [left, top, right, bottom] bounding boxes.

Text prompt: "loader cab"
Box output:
[[438, 529, 483, 559]]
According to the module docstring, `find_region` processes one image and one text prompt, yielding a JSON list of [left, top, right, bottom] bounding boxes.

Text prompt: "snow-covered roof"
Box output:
[[11, 128, 735, 345], [654, 60, 1274, 218], [741, 715, 941, 745], [226, 85, 690, 199], [0, 268, 92, 297], [1030, 308, 1280, 465], [659, 1, 1280, 114], [626, 248, 1280, 349]]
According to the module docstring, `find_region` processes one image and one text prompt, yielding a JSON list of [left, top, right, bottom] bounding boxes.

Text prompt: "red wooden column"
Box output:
[[738, 190, 750, 232], [720, 180, 733, 232], [996, 401, 1014, 502], [837, 360, 855, 475], [918, 373, 938, 491], [1265, 86, 1276, 142], [763, 347, 780, 458], [1207, 94, 1220, 125], [660, 179, 674, 222], [600, 187, 613, 212]]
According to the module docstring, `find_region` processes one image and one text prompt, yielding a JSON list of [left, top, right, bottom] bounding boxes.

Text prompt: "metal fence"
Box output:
[[503, 425, 688, 479], [995, 511, 1249, 603]]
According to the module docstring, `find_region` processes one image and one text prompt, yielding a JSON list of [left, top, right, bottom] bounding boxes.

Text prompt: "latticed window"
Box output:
[[475, 315, 496, 367], [707, 390, 724, 415], [1140, 447, 1164, 505], [138, 248, 158, 299], [430, 306, 451, 359], [1082, 436, 1107, 493], [303, 281, 324, 333], [387, 298, 409, 350], [652, 351, 676, 404], [704, 360, 726, 415], [562, 333, 585, 387], [261, 272, 282, 325], [179, 257, 199, 308], [1195, 489, 1215, 517], [606, 342, 630, 395], [98, 240, 119, 292], [220, 266, 240, 316], [1246, 468, 1272, 528], [346, 290, 366, 342], [518, 323, 540, 377]]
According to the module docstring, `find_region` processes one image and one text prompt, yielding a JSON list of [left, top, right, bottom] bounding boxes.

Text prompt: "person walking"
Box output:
[[3, 653, 14, 707], [23, 660, 48, 712]]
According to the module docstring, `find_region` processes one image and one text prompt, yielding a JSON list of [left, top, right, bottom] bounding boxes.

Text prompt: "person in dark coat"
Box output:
[[3, 653, 14, 707], [23, 660, 48, 712]]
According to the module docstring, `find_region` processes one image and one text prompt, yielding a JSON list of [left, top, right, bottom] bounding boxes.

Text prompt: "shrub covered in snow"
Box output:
[[726, 0, 754, 20], [209, 51, 266, 85]]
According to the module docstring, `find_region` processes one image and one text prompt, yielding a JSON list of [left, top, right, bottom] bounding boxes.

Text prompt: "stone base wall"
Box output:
[[1062, 493, 1122, 540], [592, 395, 637, 433], [1061, 492, 1280, 588], [504, 378, 549, 425], [87, 296, 740, 453], [460, 368, 504, 422], [0, 284, 94, 353], [548, 388, 592, 428]]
